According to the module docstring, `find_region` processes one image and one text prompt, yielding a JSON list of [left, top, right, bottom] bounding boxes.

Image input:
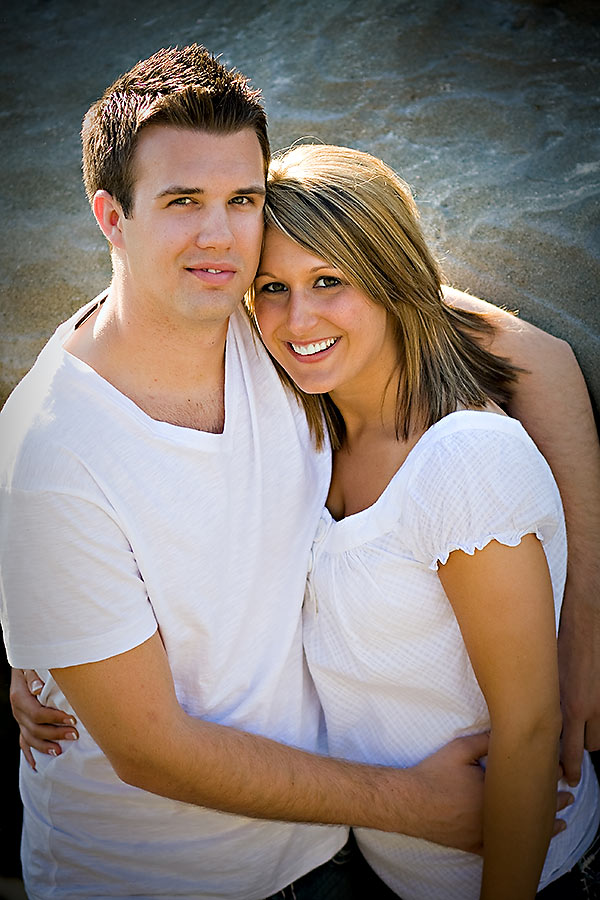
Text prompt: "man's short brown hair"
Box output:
[[82, 45, 270, 217]]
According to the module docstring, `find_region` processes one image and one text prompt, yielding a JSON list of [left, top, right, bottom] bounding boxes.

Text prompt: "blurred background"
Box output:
[[1, 0, 598, 894]]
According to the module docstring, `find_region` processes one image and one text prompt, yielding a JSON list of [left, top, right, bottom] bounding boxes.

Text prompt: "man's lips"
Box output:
[[186, 265, 237, 284]]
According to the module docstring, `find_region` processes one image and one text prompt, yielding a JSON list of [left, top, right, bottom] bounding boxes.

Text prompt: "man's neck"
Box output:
[[64, 287, 231, 432]]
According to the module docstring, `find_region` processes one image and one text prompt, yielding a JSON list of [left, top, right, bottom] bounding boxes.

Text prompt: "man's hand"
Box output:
[[9, 668, 78, 769], [406, 733, 572, 854], [558, 589, 600, 785], [405, 733, 488, 854]]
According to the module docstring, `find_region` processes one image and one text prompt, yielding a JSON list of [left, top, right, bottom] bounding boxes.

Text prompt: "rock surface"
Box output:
[[1, 0, 599, 411]]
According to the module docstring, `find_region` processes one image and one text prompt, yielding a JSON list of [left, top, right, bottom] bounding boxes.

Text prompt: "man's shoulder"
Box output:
[[0, 298, 109, 488], [2, 295, 106, 413]]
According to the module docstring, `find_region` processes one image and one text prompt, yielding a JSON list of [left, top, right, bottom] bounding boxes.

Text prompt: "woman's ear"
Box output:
[[92, 190, 126, 249]]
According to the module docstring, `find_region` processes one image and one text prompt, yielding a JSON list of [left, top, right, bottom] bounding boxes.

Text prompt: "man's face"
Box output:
[[117, 126, 266, 329]]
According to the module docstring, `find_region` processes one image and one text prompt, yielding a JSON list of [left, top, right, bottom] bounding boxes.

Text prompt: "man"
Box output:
[[1, 45, 598, 900]]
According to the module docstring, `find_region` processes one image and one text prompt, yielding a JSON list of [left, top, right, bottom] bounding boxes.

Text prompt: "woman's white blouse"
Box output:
[[303, 410, 599, 899]]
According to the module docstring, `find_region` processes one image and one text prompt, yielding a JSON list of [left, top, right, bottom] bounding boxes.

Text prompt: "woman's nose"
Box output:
[[286, 290, 319, 335]]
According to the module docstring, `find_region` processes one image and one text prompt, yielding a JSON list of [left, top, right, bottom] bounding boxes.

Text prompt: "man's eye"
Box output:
[[314, 276, 341, 288], [169, 197, 193, 206], [230, 196, 252, 205], [259, 281, 287, 294]]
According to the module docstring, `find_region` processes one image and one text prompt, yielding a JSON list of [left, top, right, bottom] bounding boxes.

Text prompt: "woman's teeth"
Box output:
[[290, 338, 337, 356]]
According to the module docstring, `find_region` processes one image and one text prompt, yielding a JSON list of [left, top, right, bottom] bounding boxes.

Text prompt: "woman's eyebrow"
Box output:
[[255, 265, 332, 278]]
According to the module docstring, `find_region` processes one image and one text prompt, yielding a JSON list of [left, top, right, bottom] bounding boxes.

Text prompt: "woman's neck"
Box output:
[[327, 372, 427, 520], [330, 367, 401, 448]]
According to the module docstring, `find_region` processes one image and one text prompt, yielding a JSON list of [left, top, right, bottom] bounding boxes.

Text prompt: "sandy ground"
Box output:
[[0, 0, 598, 891]]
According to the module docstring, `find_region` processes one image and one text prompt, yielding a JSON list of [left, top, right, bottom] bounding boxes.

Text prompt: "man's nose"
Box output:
[[195, 206, 233, 250]]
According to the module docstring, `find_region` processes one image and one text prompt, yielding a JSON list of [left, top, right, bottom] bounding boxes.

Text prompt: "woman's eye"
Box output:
[[258, 281, 287, 294], [314, 276, 341, 288]]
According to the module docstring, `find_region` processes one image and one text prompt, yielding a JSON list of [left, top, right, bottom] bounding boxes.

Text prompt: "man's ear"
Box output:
[[92, 190, 126, 249]]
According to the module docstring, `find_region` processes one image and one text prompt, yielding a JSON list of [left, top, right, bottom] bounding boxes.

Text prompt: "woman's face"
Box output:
[[254, 227, 398, 399]]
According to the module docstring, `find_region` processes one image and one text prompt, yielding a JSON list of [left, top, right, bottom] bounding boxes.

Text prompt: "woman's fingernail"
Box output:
[[64, 732, 78, 741], [48, 748, 60, 757], [62, 717, 76, 727], [30, 680, 44, 693]]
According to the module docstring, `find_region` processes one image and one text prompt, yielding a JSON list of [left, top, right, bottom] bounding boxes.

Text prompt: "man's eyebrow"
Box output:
[[155, 184, 266, 199], [155, 186, 205, 199], [235, 185, 267, 196]]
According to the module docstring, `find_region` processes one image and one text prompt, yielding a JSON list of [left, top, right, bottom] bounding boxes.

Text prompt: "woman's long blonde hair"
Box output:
[[245, 143, 521, 450]]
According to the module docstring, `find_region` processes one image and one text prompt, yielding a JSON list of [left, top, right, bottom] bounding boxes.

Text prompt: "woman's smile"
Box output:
[[288, 337, 339, 357]]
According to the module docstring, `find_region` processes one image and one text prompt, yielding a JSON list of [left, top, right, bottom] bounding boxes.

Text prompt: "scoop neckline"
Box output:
[[318, 409, 520, 551]]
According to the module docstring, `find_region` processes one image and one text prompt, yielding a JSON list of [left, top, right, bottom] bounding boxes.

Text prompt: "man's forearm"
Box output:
[[501, 331, 600, 773], [113, 709, 490, 853], [51, 633, 487, 852], [120, 708, 413, 830], [505, 337, 600, 596]]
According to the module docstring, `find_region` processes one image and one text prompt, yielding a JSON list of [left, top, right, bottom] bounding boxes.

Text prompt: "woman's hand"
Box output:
[[9, 668, 78, 769]]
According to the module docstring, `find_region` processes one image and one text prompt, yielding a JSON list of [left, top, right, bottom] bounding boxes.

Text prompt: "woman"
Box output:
[[248, 144, 600, 899]]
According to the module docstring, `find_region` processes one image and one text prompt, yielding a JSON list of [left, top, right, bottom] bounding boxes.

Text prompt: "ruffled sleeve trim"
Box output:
[[429, 525, 549, 571]]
